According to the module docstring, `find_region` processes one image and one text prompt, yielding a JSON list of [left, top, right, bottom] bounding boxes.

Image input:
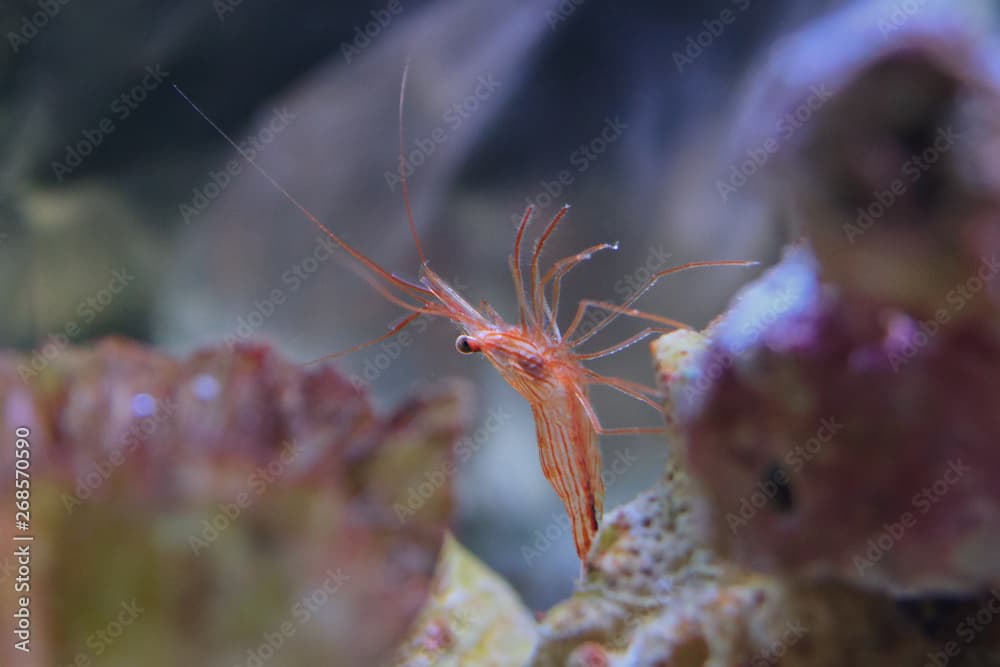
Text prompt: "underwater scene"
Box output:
[[3, 0, 1000, 665]]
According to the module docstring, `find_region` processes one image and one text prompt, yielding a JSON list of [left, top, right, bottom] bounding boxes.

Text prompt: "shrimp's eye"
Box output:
[[455, 336, 480, 354]]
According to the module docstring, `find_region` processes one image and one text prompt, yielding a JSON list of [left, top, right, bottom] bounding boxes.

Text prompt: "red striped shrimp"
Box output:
[[174, 82, 754, 562]]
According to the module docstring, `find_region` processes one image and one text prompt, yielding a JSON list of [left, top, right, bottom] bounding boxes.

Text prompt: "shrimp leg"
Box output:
[[564, 300, 693, 345]]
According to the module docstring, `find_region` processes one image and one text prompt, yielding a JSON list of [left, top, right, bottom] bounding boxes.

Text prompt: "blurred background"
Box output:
[[1, 0, 994, 611]]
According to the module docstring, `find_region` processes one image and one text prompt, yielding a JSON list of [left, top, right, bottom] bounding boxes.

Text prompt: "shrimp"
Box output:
[[174, 80, 754, 562]]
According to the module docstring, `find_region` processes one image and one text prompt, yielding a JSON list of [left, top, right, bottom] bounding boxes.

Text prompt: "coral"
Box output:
[[0, 338, 469, 667], [521, 10, 1000, 665], [526, 327, 1000, 667], [737, 2, 1000, 318], [675, 6, 1000, 596], [675, 245, 1000, 595], [393, 533, 537, 666]]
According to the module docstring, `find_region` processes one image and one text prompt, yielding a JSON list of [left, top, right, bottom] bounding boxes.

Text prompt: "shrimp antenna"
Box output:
[[172, 84, 433, 303], [399, 61, 428, 265]]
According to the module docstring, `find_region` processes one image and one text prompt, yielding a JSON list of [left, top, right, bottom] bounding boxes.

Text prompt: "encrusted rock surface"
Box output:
[[526, 327, 1000, 667], [675, 245, 1000, 595], [393, 533, 537, 667], [0, 338, 469, 667]]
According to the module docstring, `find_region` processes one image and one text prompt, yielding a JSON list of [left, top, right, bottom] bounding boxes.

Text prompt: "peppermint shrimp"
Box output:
[[174, 82, 754, 562]]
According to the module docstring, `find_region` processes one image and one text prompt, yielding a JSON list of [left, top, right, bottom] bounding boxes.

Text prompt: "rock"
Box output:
[[0, 337, 469, 667], [393, 533, 537, 667]]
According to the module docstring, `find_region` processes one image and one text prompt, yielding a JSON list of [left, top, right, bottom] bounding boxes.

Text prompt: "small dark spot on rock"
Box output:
[[761, 462, 794, 513]]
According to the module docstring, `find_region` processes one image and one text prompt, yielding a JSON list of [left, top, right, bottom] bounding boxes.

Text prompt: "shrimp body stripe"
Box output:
[[531, 381, 603, 560]]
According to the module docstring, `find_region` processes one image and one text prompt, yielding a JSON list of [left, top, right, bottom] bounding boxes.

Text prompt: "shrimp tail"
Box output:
[[532, 398, 604, 561]]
